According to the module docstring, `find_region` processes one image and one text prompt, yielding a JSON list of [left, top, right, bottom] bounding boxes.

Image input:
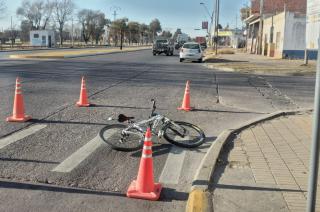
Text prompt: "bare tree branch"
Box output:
[[53, 0, 75, 45], [16, 0, 53, 30], [0, 0, 7, 19]]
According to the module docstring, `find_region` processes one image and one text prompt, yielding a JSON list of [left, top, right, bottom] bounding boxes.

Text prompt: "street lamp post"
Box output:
[[214, 0, 220, 55], [200, 2, 214, 46]]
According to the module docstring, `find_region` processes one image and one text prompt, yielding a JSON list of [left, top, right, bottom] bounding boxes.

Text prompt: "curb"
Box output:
[[203, 63, 316, 76], [185, 108, 313, 212], [9, 48, 151, 59]]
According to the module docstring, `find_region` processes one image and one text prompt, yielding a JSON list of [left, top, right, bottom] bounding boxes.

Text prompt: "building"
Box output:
[[30, 30, 55, 47], [217, 29, 245, 48], [306, 0, 320, 59], [245, 0, 306, 56], [251, 0, 306, 14], [262, 11, 306, 58]]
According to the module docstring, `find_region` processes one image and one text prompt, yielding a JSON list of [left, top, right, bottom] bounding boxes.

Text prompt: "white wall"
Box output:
[[263, 12, 286, 58], [283, 12, 306, 51], [306, 0, 320, 50], [30, 30, 55, 47]]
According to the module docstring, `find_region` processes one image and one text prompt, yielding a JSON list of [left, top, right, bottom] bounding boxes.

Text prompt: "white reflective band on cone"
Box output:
[[143, 146, 152, 150], [142, 154, 152, 158]]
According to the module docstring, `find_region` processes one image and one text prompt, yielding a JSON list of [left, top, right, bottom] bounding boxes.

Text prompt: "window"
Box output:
[[42, 36, 46, 45], [34, 34, 39, 38], [156, 40, 168, 44], [183, 43, 200, 49]]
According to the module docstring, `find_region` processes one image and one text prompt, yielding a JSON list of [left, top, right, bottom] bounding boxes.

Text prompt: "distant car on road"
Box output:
[[152, 38, 174, 56], [179, 42, 203, 63]]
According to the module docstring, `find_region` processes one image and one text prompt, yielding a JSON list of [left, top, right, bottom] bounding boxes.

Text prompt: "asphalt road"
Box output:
[[0, 50, 315, 212]]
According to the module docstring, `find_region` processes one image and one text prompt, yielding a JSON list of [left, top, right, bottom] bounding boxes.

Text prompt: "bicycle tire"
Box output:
[[163, 121, 206, 148], [99, 124, 144, 152]]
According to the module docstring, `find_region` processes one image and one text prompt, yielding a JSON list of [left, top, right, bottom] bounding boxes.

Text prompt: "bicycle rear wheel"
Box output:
[[163, 121, 205, 148], [99, 124, 144, 152]]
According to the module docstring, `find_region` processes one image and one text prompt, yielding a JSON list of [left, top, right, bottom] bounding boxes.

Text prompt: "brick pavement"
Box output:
[[212, 113, 319, 212]]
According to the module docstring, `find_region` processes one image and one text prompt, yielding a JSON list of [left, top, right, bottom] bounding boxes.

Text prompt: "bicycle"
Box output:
[[99, 99, 206, 151]]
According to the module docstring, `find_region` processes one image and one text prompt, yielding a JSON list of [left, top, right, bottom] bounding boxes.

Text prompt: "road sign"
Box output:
[[202, 21, 208, 30]]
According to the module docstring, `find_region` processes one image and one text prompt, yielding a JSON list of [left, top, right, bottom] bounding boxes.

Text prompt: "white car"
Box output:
[[179, 42, 203, 63]]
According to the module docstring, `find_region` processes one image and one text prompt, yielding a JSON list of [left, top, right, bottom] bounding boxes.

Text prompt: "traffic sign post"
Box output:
[[307, 38, 320, 212]]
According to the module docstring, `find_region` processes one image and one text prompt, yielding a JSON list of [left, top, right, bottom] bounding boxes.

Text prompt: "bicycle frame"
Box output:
[[122, 114, 184, 138]]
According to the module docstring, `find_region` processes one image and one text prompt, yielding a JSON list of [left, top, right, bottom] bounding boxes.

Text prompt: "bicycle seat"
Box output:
[[118, 114, 135, 123]]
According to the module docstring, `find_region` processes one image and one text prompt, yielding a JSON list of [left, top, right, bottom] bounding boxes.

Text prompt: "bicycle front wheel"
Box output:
[[163, 121, 206, 148], [99, 124, 144, 152]]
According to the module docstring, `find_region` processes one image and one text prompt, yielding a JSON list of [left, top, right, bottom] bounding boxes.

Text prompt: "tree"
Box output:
[[0, 0, 6, 19], [109, 18, 128, 49], [78, 9, 94, 44], [109, 18, 128, 48], [91, 12, 109, 44], [4, 29, 20, 45], [127, 21, 140, 44], [78, 9, 109, 45], [149, 19, 162, 40], [160, 30, 172, 38], [20, 20, 32, 42], [53, 0, 75, 45], [17, 0, 54, 30], [139, 23, 149, 44]]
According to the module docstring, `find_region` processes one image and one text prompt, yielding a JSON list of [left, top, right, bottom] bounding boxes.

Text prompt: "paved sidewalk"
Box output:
[[204, 52, 316, 76], [211, 113, 316, 212]]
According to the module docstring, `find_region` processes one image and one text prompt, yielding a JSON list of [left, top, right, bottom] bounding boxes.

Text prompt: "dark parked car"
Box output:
[[153, 38, 174, 56]]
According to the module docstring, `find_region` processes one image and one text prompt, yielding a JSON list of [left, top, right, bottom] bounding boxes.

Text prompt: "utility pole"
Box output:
[[235, 15, 238, 30], [304, 49, 309, 65], [200, 2, 214, 46], [257, 0, 264, 54], [71, 17, 74, 47], [10, 16, 13, 47], [306, 38, 320, 212], [214, 0, 220, 55], [110, 6, 121, 21], [112, 10, 117, 21]]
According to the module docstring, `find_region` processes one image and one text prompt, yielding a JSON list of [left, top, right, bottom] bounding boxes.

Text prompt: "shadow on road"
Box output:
[[0, 180, 126, 197], [204, 58, 248, 63], [31, 118, 107, 126], [160, 187, 189, 202], [92, 104, 150, 110], [194, 108, 266, 114], [130, 136, 216, 157], [0, 157, 59, 164]]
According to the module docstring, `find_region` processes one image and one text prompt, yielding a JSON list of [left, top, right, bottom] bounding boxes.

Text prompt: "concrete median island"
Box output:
[[9, 46, 151, 59]]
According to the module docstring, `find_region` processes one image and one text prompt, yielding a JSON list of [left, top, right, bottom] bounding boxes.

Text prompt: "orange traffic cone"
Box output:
[[76, 76, 91, 107], [127, 128, 162, 201], [178, 80, 193, 111], [6, 77, 31, 122]]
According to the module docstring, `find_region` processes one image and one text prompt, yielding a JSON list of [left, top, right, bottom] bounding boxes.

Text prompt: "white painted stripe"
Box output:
[[52, 130, 116, 173], [143, 146, 152, 150], [0, 124, 47, 150], [159, 138, 188, 184]]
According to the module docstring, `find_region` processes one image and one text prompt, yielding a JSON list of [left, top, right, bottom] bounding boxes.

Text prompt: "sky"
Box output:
[[0, 0, 249, 37]]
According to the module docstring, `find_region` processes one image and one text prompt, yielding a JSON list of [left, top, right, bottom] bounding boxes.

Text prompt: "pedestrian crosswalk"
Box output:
[[0, 125, 188, 186], [0, 124, 47, 150], [51, 132, 113, 173]]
